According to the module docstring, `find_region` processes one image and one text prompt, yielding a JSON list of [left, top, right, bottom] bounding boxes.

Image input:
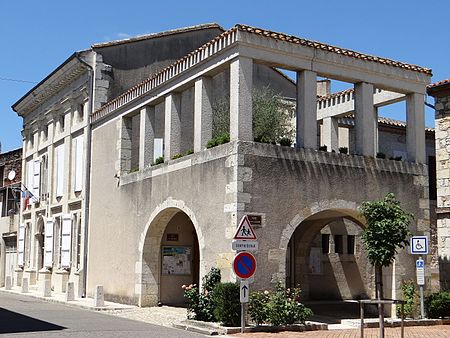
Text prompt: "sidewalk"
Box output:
[[234, 326, 450, 337]]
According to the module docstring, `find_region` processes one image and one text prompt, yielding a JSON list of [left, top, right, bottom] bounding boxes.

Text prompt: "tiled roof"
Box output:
[[92, 23, 432, 122], [340, 115, 434, 132], [427, 78, 450, 89], [236, 24, 432, 75], [92, 23, 223, 48], [317, 88, 353, 102]]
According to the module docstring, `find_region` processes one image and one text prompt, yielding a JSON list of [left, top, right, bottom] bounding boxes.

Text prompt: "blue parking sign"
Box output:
[[410, 236, 428, 255]]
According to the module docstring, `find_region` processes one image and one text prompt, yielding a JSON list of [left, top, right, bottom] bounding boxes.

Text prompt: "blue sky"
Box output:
[[1, 0, 448, 152]]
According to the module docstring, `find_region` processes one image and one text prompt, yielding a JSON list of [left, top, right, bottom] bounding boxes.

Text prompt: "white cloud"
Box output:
[[117, 32, 131, 39]]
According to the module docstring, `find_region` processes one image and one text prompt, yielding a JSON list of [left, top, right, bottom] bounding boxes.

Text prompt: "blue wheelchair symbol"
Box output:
[[416, 259, 424, 268]]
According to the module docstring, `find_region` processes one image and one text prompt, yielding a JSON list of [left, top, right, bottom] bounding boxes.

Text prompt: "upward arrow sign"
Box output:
[[240, 280, 249, 303]]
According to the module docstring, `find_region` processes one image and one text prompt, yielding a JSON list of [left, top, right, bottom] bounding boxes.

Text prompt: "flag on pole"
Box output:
[[21, 184, 37, 210]]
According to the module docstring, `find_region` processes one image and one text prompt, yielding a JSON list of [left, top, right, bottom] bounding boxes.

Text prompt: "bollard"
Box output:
[[94, 285, 104, 307], [43, 279, 51, 297], [21, 277, 29, 293], [66, 282, 75, 301], [5, 276, 12, 290]]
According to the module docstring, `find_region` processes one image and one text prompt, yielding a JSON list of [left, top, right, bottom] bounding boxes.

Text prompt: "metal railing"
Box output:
[[359, 299, 406, 338]]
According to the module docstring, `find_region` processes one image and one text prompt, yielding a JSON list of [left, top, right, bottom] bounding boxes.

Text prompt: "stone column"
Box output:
[[164, 93, 181, 160], [296, 70, 317, 149], [139, 106, 155, 168], [354, 82, 376, 157], [406, 93, 426, 163], [230, 57, 253, 142], [194, 77, 213, 152], [322, 117, 338, 152]]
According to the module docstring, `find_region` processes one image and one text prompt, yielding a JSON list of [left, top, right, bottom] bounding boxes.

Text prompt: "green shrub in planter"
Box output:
[[248, 290, 270, 325], [425, 291, 450, 318], [182, 267, 221, 322], [172, 153, 184, 160], [212, 283, 241, 327], [206, 133, 230, 149], [319, 145, 327, 152], [376, 152, 386, 159], [279, 137, 293, 147], [151, 156, 164, 166], [339, 147, 348, 154]]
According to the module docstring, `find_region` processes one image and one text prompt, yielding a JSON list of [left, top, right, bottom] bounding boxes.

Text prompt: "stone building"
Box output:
[[427, 78, 450, 288], [0, 148, 21, 287], [12, 23, 437, 315]]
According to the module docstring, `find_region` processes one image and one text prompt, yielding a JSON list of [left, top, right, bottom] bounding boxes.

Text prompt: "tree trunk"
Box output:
[[375, 265, 384, 338]]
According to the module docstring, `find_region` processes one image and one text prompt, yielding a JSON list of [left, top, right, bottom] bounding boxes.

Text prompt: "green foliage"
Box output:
[[425, 291, 450, 318], [248, 283, 313, 326], [211, 282, 241, 326], [182, 267, 221, 321], [211, 86, 293, 145], [171, 153, 184, 160], [151, 156, 164, 166], [359, 193, 413, 268], [396, 280, 419, 318], [319, 145, 327, 152], [339, 147, 348, 154], [252, 87, 293, 144], [279, 137, 293, 147], [185, 149, 194, 155], [248, 290, 270, 325], [376, 152, 386, 159], [129, 166, 139, 173], [206, 133, 230, 149]]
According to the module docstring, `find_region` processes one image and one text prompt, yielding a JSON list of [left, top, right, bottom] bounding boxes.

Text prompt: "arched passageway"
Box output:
[[139, 206, 200, 306]]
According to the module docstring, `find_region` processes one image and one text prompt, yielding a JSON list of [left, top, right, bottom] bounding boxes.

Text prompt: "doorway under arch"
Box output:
[[139, 207, 200, 307]]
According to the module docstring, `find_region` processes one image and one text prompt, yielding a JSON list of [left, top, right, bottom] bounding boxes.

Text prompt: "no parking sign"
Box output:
[[233, 252, 256, 279]]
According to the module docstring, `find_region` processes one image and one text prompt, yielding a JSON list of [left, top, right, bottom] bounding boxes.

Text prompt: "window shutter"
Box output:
[[56, 144, 64, 197], [60, 214, 72, 269], [17, 222, 25, 267], [27, 161, 33, 193], [74, 136, 84, 192], [33, 159, 41, 202], [44, 218, 54, 268]]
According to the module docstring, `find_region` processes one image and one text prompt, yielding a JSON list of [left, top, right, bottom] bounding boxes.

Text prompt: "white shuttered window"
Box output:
[[17, 223, 25, 267], [60, 214, 72, 269], [33, 159, 40, 202], [56, 144, 65, 197], [44, 218, 54, 268], [74, 136, 84, 192]]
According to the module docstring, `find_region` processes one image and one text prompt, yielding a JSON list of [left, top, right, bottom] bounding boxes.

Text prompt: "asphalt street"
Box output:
[[0, 292, 204, 337]]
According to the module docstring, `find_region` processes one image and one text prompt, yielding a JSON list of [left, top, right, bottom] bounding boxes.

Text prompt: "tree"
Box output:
[[211, 86, 294, 144], [359, 193, 413, 337]]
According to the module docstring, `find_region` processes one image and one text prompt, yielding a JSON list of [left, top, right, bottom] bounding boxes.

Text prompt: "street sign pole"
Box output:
[[416, 256, 425, 318]]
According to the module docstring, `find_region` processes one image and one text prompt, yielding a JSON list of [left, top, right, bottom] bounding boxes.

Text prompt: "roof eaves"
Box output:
[[92, 23, 224, 48]]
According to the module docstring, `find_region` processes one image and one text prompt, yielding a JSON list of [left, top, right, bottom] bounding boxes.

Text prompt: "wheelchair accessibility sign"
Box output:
[[410, 236, 428, 255]]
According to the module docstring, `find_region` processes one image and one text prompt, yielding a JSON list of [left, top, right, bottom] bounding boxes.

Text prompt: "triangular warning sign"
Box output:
[[234, 215, 257, 240]]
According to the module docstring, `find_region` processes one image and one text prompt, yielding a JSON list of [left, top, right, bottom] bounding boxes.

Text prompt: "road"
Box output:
[[0, 292, 204, 337]]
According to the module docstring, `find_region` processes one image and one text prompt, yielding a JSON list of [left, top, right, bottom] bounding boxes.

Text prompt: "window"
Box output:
[[54, 216, 62, 267], [40, 155, 48, 201], [73, 136, 84, 192], [321, 234, 330, 254], [71, 213, 82, 269], [334, 235, 343, 254], [55, 144, 65, 197], [0, 166, 4, 187], [24, 223, 32, 267], [347, 235, 355, 254], [59, 115, 65, 132]]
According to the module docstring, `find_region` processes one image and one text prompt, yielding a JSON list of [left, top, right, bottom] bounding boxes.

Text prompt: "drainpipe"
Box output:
[[76, 52, 95, 298]]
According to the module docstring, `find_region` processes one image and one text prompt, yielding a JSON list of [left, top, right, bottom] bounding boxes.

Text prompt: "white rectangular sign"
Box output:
[[240, 280, 249, 303], [416, 258, 425, 285], [411, 236, 428, 255], [232, 240, 258, 251]]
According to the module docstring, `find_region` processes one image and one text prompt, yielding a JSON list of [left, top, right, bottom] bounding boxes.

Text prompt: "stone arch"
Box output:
[[136, 198, 204, 307], [275, 200, 366, 288], [35, 215, 45, 273]]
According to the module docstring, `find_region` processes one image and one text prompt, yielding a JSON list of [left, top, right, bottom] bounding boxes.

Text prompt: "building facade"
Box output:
[[12, 24, 440, 315], [0, 148, 21, 287]]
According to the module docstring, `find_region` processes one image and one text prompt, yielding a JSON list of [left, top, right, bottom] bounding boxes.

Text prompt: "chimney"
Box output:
[[317, 80, 331, 97]]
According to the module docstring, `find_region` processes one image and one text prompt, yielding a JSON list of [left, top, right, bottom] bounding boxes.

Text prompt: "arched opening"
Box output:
[[286, 208, 376, 321], [139, 206, 201, 307]]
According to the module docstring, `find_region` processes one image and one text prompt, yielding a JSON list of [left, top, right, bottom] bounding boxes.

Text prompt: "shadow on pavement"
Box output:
[[0, 308, 66, 334]]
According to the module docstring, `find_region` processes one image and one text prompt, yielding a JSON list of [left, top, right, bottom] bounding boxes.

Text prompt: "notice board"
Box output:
[[162, 246, 192, 275]]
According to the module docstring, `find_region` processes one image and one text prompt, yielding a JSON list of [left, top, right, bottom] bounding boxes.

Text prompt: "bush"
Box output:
[[425, 291, 450, 318], [248, 282, 313, 326], [319, 145, 327, 152], [172, 153, 184, 160], [211, 283, 241, 326], [206, 133, 230, 149], [339, 147, 348, 154], [396, 280, 419, 318], [279, 137, 292, 147], [376, 152, 386, 159], [151, 156, 164, 166], [248, 290, 270, 326], [183, 267, 221, 321]]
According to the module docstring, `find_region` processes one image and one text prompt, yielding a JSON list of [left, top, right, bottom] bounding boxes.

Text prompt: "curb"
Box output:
[[341, 318, 450, 328], [0, 288, 134, 312]]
